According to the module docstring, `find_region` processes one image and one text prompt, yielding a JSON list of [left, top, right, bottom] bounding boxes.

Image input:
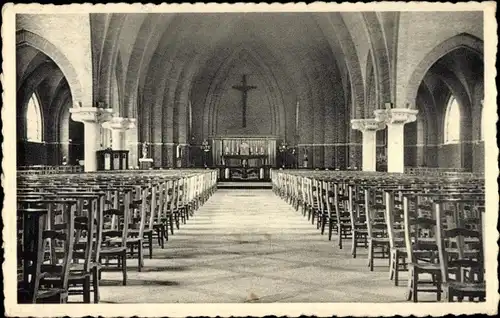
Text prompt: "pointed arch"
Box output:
[[25, 92, 43, 142], [405, 33, 483, 107], [16, 29, 82, 105], [444, 96, 461, 144], [202, 45, 287, 138]]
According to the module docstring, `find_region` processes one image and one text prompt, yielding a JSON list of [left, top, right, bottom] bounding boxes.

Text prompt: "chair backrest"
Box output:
[[364, 187, 387, 239], [333, 182, 349, 225], [40, 199, 77, 301], [435, 198, 484, 284], [17, 207, 48, 303], [384, 189, 407, 249], [130, 184, 148, 238], [102, 187, 131, 247], [402, 193, 439, 264], [349, 184, 366, 227], [49, 192, 102, 273]]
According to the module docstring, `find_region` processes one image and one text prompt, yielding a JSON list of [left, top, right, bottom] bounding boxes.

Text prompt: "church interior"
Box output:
[[13, 10, 492, 306]]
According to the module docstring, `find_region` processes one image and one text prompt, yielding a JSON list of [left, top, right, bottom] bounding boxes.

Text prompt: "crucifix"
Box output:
[[232, 74, 257, 128]]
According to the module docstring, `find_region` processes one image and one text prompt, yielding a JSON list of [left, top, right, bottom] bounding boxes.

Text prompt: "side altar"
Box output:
[[212, 136, 276, 181]]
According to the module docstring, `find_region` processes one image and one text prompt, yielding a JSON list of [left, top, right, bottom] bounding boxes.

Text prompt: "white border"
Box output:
[[2, 2, 498, 317]]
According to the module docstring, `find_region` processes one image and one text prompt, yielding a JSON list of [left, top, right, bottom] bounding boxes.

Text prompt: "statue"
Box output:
[[240, 142, 250, 156], [201, 139, 211, 152], [176, 144, 182, 159], [142, 142, 148, 159], [201, 139, 211, 168], [303, 148, 308, 168]]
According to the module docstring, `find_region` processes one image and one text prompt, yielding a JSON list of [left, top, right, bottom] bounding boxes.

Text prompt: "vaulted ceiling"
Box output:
[[16, 44, 72, 141], [89, 13, 386, 117]]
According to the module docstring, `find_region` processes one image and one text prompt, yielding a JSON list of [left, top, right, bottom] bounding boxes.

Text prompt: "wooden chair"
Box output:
[[54, 191, 105, 303], [364, 187, 390, 271], [125, 184, 147, 270], [36, 199, 77, 303], [385, 188, 409, 286], [152, 180, 167, 248], [403, 193, 442, 302], [333, 181, 352, 249], [17, 207, 48, 303], [350, 183, 368, 258], [322, 181, 337, 240], [99, 187, 132, 285], [131, 182, 157, 259], [435, 198, 485, 302]]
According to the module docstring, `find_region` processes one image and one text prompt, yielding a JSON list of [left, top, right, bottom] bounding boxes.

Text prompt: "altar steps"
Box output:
[[217, 181, 272, 190]]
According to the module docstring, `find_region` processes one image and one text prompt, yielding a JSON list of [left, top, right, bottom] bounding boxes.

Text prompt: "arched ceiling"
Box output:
[[419, 47, 483, 116], [91, 13, 375, 118], [16, 44, 72, 140]]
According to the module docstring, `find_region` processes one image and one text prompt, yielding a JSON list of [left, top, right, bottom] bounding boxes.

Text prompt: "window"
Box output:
[[26, 93, 42, 142], [444, 96, 460, 144]]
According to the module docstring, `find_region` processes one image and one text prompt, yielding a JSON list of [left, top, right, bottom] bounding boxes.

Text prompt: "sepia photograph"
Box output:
[[2, 2, 498, 317]]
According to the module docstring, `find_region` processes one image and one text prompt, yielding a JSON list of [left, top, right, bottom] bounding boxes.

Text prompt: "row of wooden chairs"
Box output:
[[17, 165, 83, 175], [271, 169, 485, 303], [16, 169, 218, 304]]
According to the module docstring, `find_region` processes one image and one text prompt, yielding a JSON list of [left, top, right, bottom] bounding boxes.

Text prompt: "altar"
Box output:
[[211, 136, 277, 181]]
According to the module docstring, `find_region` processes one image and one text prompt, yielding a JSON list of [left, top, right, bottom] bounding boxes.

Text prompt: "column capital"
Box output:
[[70, 106, 114, 124], [374, 108, 418, 125], [351, 118, 386, 132], [102, 117, 136, 131]]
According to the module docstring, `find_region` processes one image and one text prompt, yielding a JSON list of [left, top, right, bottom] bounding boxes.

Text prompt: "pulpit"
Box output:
[[97, 149, 129, 171]]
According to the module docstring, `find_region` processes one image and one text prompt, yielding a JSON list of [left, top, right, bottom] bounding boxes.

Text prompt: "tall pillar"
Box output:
[[374, 108, 418, 173], [351, 119, 386, 172], [70, 105, 113, 172], [102, 117, 136, 150]]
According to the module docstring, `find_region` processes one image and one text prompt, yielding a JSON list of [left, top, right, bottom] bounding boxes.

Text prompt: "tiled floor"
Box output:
[[95, 189, 437, 303]]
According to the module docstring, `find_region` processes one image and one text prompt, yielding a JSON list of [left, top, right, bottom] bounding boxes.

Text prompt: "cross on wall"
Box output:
[[232, 74, 257, 128]]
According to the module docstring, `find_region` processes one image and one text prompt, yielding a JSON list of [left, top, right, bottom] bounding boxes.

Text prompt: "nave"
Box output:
[[9, 5, 495, 315], [98, 189, 408, 303], [16, 168, 487, 305]]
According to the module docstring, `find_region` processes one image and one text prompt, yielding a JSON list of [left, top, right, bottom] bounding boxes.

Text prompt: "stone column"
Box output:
[[351, 119, 386, 172], [102, 117, 136, 150], [374, 108, 418, 173], [70, 105, 113, 172]]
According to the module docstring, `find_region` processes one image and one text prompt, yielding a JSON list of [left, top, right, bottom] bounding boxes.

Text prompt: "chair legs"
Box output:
[[328, 221, 333, 241], [83, 276, 91, 303], [121, 252, 127, 285], [170, 215, 175, 235], [321, 215, 327, 235], [155, 226, 164, 249], [92, 266, 99, 303], [146, 232, 153, 259], [138, 243, 143, 272], [368, 240, 374, 271], [407, 266, 442, 303], [389, 249, 407, 286]]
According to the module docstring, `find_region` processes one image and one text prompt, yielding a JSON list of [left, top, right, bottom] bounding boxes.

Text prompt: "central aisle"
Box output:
[[99, 189, 408, 303]]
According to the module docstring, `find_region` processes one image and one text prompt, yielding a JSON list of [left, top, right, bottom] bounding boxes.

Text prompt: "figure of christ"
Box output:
[[232, 74, 257, 128]]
